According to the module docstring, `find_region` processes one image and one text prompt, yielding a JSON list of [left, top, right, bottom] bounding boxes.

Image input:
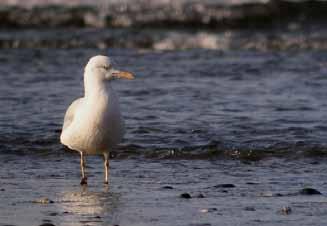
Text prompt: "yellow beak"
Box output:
[[112, 70, 135, 80]]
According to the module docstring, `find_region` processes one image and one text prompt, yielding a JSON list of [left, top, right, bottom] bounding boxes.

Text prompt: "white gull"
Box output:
[[60, 55, 134, 185]]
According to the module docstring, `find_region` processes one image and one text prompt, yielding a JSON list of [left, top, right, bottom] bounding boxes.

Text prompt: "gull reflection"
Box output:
[[57, 185, 121, 226]]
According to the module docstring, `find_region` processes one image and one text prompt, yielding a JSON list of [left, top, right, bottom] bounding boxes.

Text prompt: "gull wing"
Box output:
[[62, 98, 84, 132]]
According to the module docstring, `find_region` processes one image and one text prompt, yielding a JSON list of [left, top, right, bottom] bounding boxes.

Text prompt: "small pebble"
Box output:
[[246, 182, 259, 185], [180, 193, 192, 199], [299, 188, 322, 195], [200, 209, 208, 213], [197, 193, 205, 198], [244, 206, 256, 211], [39, 223, 56, 226], [207, 208, 217, 212], [260, 192, 273, 197], [33, 198, 54, 204], [275, 193, 284, 197], [214, 184, 235, 188], [260, 192, 283, 197], [162, 186, 174, 189], [281, 206, 292, 215]]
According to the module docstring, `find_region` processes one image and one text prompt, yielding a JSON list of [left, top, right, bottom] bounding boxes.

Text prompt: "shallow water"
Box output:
[[1, 155, 327, 226], [1, 48, 327, 159], [1, 48, 327, 225]]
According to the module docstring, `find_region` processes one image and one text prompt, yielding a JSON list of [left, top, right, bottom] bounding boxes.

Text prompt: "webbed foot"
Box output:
[[80, 177, 88, 185]]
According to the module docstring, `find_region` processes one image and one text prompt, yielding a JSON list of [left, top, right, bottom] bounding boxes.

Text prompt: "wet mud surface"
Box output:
[[1, 155, 327, 226]]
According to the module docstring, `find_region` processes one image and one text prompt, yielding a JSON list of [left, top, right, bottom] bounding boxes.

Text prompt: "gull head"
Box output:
[[85, 55, 134, 82]]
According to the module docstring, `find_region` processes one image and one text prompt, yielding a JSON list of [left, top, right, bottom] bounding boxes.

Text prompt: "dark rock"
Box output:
[[299, 188, 322, 195], [0, 188, 5, 191], [244, 206, 256, 211], [246, 182, 259, 185], [275, 193, 284, 197], [39, 223, 56, 226], [208, 208, 217, 212], [180, 193, 192, 199], [162, 186, 174, 189], [214, 184, 235, 188]]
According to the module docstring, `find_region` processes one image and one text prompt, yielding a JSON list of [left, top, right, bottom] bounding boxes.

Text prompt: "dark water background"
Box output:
[[1, 48, 327, 160], [2, 0, 327, 51]]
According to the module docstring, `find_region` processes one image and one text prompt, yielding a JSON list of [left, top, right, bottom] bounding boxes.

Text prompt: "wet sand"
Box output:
[[1, 153, 327, 226]]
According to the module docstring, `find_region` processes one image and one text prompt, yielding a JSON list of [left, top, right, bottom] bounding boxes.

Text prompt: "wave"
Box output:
[[115, 142, 327, 160], [1, 133, 327, 161], [1, 0, 327, 29]]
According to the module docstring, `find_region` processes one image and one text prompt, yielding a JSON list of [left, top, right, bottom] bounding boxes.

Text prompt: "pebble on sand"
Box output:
[[197, 193, 205, 198], [200, 208, 218, 213], [213, 184, 236, 188], [180, 193, 192, 199], [299, 188, 322, 195], [244, 206, 256, 211], [33, 198, 54, 204], [39, 223, 56, 226], [162, 186, 174, 189], [259, 192, 284, 197], [280, 206, 292, 215]]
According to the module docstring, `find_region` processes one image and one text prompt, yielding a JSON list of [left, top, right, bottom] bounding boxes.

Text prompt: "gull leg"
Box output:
[[80, 151, 87, 185], [104, 152, 109, 184]]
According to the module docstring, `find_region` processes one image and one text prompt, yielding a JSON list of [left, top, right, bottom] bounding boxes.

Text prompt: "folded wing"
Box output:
[[62, 98, 83, 132]]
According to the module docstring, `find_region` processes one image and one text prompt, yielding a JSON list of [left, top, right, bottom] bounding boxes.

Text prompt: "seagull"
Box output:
[[60, 55, 134, 185]]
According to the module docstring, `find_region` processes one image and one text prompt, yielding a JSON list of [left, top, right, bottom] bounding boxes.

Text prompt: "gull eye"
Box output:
[[100, 65, 111, 71]]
